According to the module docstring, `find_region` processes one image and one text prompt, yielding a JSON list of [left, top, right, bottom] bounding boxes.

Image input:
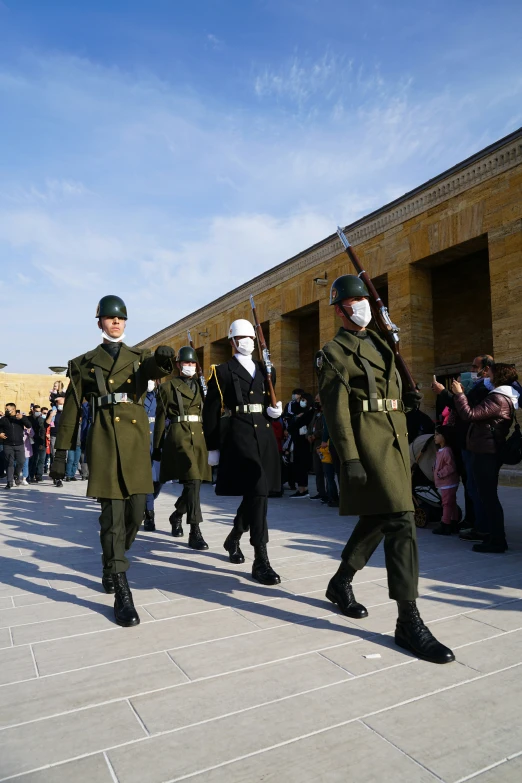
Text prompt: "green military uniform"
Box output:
[[317, 326, 418, 601], [154, 374, 211, 532], [55, 342, 171, 575]]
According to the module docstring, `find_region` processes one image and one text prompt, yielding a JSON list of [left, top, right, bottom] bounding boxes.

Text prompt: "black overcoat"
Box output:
[[202, 357, 281, 497]]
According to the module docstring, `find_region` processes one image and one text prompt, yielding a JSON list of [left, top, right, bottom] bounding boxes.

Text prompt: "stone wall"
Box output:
[[0, 374, 69, 413]]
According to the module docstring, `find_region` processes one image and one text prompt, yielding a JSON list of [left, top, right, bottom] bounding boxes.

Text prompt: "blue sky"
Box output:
[[1, 0, 521, 373]]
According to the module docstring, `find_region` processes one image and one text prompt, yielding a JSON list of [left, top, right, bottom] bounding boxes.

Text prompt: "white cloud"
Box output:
[[0, 50, 521, 372]]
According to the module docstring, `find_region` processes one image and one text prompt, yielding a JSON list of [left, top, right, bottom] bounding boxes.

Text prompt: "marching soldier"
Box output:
[[202, 319, 282, 585], [316, 275, 455, 665], [153, 346, 210, 550], [50, 295, 175, 627]]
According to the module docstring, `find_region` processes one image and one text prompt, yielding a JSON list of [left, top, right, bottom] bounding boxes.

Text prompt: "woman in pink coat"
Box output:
[[432, 426, 460, 536]]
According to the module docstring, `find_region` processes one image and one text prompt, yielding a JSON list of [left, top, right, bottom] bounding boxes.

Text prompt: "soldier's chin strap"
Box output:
[[339, 303, 357, 329]]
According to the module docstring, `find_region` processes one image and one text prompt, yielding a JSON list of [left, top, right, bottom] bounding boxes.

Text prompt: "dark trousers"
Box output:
[[461, 449, 481, 529], [470, 452, 505, 545], [233, 494, 269, 547], [312, 447, 327, 498], [98, 495, 146, 575], [3, 445, 25, 484], [145, 481, 162, 512], [175, 480, 202, 524], [29, 446, 46, 480], [342, 511, 419, 601], [323, 462, 339, 503]]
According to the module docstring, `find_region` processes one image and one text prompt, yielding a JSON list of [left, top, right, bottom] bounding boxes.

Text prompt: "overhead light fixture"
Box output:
[[313, 272, 328, 286]]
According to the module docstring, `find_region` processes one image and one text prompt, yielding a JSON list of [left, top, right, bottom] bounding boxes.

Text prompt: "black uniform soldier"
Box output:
[[51, 295, 175, 627], [317, 275, 454, 665], [203, 318, 282, 585], [153, 346, 211, 550]]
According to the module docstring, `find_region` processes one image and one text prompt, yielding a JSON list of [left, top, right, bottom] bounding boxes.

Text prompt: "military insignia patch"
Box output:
[[331, 288, 338, 301]]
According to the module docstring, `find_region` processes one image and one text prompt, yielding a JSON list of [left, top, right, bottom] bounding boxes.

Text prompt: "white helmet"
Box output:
[[228, 319, 256, 339]]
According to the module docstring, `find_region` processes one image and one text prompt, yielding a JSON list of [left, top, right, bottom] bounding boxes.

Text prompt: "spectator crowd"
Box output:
[[1, 358, 520, 556]]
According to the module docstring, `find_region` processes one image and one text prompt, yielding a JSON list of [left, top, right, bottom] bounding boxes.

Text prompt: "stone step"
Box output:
[[499, 463, 522, 487]]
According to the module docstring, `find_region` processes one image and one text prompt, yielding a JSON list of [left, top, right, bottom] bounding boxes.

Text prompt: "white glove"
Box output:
[[266, 401, 283, 419], [208, 449, 220, 466]]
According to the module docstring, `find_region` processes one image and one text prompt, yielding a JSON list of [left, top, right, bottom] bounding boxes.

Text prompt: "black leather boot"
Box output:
[[326, 561, 368, 619], [102, 574, 115, 594], [395, 601, 455, 664], [169, 511, 184, 537], [223, 529, 245, 564], [188, 523, 209, 550], [252, 543, 281, 585], [143, 509, 156, 532], [113, 573, 140, 627]]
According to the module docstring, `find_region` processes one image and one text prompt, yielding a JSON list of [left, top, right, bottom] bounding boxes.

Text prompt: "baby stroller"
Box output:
[[409, 434, 462, 528]]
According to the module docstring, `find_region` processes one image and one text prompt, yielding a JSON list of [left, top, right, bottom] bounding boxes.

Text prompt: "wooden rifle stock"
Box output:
[[187, 331, 207, 398], [336, 227, 417, 393], [249, 295, 278, 408]]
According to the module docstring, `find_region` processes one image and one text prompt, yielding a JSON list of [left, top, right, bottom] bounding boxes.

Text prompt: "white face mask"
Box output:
[[102, 330, 126, 343], [235, 337, 255, 356], [348, 299, 372, 328], [57, 405, 63, 411], [300, 400, 307, 408], [147, 380, 155, 393], [484, 378, 494, 391], [33, 411, 41, 417], [181, 365, 196, 377]]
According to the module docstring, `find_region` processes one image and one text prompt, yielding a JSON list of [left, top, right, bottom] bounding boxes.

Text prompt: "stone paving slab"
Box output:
[[0, 479, 521, 782]]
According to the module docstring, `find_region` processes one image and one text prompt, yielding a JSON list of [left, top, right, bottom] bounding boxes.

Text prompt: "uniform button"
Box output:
[[250, 391, 254, 395], [90, 368, 94, 373], [109, 380, 114, 384], [115, 417, 120, 422], [191, 431, 194, 435], [132, 419, 137, 424], [254, 424, 258, 428], [266, 423, 270, 428], [127, 379, 131, 384]]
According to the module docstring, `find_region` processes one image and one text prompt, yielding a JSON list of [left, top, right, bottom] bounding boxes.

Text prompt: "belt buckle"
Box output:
[[391, 399, 398, 410]]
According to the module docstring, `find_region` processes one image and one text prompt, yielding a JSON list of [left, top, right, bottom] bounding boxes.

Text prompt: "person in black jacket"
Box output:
[[28, 405, 46, 483], [203, 319, 282, 585], [0, 404, 32, 489], [288, 392, 314, 498]]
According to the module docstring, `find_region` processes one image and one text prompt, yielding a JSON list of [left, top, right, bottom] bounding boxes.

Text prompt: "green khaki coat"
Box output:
[[55, 344, 170, 499], [316, 328, 413, 517], [153, 377, 211, 483]]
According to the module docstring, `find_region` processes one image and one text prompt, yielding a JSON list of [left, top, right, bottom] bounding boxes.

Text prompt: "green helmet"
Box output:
[[96, 295, 128, 320], [177, 346, 198, 363], [330, 275, 369, 305]]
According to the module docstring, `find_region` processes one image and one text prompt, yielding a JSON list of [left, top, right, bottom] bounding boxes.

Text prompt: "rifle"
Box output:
[[336, 227, 416, 393], [187, 330, 207, 397], [249, 295, 278, 408]]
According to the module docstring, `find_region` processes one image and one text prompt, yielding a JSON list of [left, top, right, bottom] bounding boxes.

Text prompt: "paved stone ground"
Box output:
[[1, 478, 521, 783]]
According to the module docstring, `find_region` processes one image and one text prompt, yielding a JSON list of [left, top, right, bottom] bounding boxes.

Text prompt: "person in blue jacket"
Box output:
[[143, 380, 162, 531]]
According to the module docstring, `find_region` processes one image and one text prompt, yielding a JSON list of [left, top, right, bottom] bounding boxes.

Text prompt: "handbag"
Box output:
[[498, 412, 522, 466]]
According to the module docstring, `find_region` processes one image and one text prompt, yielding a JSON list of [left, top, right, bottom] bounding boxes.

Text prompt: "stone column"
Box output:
[[269, 314, 300, 404], [488, 220, 522, 367], [388, 264, 435, 412], [319, 295, 337, 347]]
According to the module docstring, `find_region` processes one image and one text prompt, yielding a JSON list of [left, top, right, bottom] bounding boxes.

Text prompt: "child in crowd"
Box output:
[[432, 425, 460, 536]]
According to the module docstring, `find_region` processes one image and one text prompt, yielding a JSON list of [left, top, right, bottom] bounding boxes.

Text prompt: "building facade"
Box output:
[[137, 129, 522, 413]]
